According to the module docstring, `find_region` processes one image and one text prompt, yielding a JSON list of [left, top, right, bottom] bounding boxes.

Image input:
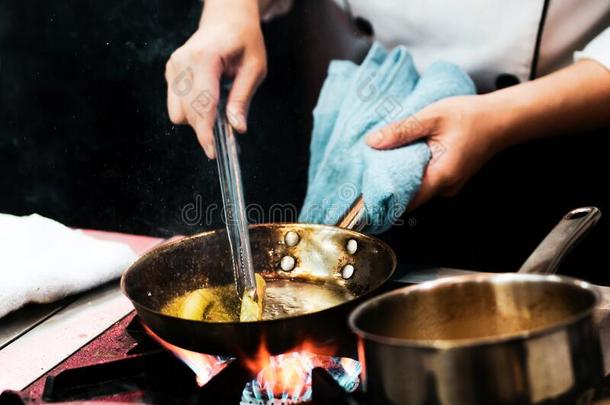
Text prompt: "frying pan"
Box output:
[[121, 197, 396, 356]]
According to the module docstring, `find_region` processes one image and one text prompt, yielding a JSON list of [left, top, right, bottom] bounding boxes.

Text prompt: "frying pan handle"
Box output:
[[336, 196, 367, 231], [518, 207, 601, 274]]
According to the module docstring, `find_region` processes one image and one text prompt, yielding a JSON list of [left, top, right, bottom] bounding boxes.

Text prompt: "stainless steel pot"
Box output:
[[349, 207, 604, 404]]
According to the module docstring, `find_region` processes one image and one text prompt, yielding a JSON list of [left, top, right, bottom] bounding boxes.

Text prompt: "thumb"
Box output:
[[366, 111, 437, 150], [407, 162, 444, 210], [226, 63, 266, 133], [408, 140, 462, 210]]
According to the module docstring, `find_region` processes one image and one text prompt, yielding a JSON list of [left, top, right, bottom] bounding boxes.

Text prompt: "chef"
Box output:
[[165, 0, 610, 210]]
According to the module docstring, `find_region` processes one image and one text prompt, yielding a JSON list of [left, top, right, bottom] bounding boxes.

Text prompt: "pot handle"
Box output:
[[336, 195, 367, 231], [518, 207, 601, 274]]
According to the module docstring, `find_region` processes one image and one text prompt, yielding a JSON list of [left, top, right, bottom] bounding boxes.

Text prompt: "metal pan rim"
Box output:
[[120, 222, 397, 325], [348, 273, 600, 350]]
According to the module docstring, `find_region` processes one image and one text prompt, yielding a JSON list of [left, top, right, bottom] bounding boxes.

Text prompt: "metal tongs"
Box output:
[[213, 94, 261, 321]]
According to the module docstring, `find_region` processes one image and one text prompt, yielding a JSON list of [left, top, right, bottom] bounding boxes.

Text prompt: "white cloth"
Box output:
[[262, 0, 610, 92], [342, 0, 610, 92], [575, 27, 610, 71], [0, 213, 137, 318]]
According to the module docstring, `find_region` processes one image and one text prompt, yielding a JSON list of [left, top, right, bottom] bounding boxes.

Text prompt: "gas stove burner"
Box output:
[[144, 322, 361, 404], [240, 352, 360, 404], [0, 313, 365, 404]]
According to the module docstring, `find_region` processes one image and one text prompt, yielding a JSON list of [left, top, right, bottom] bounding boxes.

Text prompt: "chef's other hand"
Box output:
[[366, 60, 610, 210], [366, 95, 503, 210], [165, 0, 267, 158]]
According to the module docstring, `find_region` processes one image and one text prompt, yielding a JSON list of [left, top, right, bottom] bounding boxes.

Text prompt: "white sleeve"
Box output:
[[259, 0, 293, 21], [574, 26, 610, 70]]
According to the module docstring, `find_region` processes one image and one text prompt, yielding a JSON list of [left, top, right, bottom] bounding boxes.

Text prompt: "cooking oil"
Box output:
[[161, 279, 355, 322]]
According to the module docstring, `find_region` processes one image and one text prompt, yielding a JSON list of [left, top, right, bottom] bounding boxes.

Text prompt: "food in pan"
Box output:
[[161, 275, 355, 322], [162, 284, 240, 322], [178, 288, 216, 321], [239, 273, 267, 321]]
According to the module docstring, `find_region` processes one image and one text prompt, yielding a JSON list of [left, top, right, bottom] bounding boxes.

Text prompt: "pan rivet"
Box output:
[[341, 264, 355, 279], [346, 239, 358, 254], [284, 231, 300, 247], [280, 255, 296, 271]]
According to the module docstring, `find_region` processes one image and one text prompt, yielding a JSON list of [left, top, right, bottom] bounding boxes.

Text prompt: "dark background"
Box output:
[[1, 0, 608, 284]]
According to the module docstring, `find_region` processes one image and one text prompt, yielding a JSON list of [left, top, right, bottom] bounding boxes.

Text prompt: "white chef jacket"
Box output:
[[262, 0, 610, 92]]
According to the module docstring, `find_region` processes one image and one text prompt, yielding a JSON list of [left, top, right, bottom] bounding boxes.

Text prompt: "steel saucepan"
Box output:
[[349, 206, 603, 405], [121, 197, 397, 356]]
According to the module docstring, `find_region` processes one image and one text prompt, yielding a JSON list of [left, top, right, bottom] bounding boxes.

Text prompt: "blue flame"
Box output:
[[241, 354, 361, 404]]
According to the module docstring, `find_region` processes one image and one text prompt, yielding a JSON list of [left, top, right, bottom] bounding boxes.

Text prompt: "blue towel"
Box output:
[[299, 43, 476, 233]]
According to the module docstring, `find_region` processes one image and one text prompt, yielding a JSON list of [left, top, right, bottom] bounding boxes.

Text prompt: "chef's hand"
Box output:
[[366, 95, 505, 209], [165, 0, 267, 158], [366, 60, 610, 210]]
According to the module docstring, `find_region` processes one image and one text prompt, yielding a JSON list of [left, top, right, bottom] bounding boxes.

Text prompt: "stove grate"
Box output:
[[42, 350, 197, 402]]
